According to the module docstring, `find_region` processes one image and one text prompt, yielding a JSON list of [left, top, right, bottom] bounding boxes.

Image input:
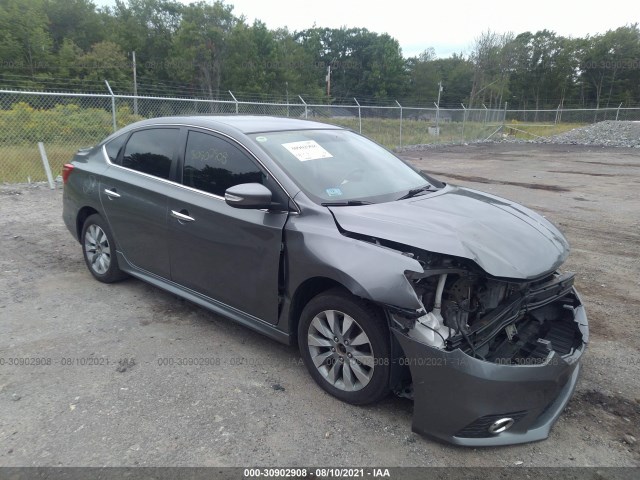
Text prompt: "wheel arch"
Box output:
[[287, 276, 394, 346], [76, 206, 99, 240], [288, 276, 344, 344]]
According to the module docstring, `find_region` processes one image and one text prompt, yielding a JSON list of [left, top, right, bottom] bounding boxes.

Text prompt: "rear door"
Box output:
[[100, 127, 180, 279], [168, 129, 289, 324]]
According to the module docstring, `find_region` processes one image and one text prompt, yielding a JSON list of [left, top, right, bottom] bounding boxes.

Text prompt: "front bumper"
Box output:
[[392, 288, 588, 446]]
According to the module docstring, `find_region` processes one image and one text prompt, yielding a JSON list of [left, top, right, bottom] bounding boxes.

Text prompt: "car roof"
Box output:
[[121, 115, 344, 135]]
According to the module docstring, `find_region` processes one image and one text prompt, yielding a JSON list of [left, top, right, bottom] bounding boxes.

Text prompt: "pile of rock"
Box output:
[[397, 120, 640, 151], [536, 120, 640, 148]]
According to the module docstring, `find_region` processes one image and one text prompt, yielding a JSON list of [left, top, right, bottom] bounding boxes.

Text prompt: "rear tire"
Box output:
[[298, 288, 390, 405], [81, 214, 128, 283]]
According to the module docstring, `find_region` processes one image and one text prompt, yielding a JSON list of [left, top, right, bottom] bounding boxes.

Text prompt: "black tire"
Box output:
[[80, 213, 128, 283], [298, 288, 390, 405]]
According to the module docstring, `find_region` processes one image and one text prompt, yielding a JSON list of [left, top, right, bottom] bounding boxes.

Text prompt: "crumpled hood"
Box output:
[[329, 186, 569, 280]]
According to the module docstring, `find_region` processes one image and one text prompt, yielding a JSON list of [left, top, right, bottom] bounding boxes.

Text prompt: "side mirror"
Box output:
[[224, 183, 273, 209]]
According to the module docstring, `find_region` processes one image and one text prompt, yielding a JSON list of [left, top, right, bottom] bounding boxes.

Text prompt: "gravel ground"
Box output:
[[0, 143, 639, 468]]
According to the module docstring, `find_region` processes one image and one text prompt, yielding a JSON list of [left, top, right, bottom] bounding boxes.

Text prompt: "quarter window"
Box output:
[[122, 128, 178, 179], [104, 134, 127, 163], [183, 131, 265, 197]]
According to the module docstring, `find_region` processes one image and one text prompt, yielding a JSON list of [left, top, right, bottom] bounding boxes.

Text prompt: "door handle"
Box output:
[[104, 188, 121, 198], [171, 210, 195, 222]]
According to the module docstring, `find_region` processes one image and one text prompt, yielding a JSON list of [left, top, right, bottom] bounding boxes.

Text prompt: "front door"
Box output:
[[168, 129, 289, 324]]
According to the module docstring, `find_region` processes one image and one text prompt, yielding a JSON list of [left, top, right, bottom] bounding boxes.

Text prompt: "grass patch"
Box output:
[[0, 143, 84, 183]]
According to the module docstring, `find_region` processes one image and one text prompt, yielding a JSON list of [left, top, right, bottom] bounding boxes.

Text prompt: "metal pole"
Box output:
[[435, 81, 442, 136], [37, 142, 55, 189], [228, 90, 238, 114], [616, 102, 623, 121], [354, 98, 362, 134], [502, 102, 507, 134], [286, 81, 289, 117], [326, 65, 331, 100], [132, 51, 138, 115], [395, 100, 403, 148], [104, 80, 116, 132], [299, 95, 307, 119], [461, 103, 466, 142]]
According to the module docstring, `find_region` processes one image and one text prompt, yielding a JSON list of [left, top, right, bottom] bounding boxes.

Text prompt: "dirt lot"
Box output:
[[0, 143, 639, 467]]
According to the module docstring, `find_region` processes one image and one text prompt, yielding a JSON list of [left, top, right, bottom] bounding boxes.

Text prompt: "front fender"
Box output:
[[284, 210, 424, 310]]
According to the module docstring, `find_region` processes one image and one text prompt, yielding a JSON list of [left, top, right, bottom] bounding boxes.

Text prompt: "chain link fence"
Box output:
[[2, 88, 640, 183]]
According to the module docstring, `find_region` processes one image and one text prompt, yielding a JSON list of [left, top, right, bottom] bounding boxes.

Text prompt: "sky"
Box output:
[[99, 0, 638, 58]]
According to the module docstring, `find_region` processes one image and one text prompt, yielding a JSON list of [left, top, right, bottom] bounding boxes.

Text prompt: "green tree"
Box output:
[[79, 41, 130, 90], [405, 50, 473, 106], [0, 0, 53, 78], [271, 28, 324, 100], [43, 0, 105, 52], [579, 25, 640, 109], [468, 30, 514, 108], [507, 31, 579, 112], [223, 20, 276, 95], [405, 48, 437, 104], [169, 0, 237, 98], [56, 38, 84, 79], [110, 0, 184, 91], [296, 27, 407, 101]]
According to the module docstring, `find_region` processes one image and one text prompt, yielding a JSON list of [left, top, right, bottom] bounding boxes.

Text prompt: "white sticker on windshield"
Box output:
[[282, 140, 333, 161]]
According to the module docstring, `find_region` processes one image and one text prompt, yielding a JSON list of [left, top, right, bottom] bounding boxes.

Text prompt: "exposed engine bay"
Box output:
[[392, 252, 584, 363]]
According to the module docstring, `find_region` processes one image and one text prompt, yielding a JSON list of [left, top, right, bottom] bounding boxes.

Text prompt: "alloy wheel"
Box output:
[[307, 309, 375, 392], [84, 224, 111, 275]]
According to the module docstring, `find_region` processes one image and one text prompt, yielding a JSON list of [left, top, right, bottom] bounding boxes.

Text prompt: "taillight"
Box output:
[[62, 164, 74, 184]]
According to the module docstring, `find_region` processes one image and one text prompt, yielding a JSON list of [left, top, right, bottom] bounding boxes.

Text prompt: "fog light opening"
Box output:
[[488, 417, 514, 435]]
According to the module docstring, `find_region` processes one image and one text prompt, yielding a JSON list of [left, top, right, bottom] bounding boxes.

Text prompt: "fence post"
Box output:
[[482, 103, 488, 124], [132, 51, 138, 116], [298, 95, 307, 119], [555, 104, 561, 125], [104, 80, 116, 132], [434, 102, 440, 137], [395, 100, 403, 148], [228, 90, 238, 114], [616, 102, 623, 121], [354, 98, 362, 134], [502, 102, 507, 132], [37, 142, 55, 189], [461, 103, 467, 142]]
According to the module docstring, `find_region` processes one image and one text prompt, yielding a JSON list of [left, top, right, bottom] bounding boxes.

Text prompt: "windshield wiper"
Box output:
[[321, 200, 373, 207], [396, 184, 436, 200]]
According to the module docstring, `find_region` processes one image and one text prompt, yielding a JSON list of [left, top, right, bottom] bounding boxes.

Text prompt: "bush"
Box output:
[[0, 102, 143, 145]]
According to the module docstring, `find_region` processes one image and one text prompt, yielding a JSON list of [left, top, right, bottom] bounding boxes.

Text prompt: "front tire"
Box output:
[[81, 214, 128, 283], [298, 288, 390, 405]]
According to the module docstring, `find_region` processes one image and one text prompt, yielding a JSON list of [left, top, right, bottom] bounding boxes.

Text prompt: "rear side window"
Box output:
[[183, 131, 265, 197], [122, 128, 179, 179], [104, 134, 127, 163]]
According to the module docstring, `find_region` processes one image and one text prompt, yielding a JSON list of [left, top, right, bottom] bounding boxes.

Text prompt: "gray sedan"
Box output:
[[62, 116, 588, 446]]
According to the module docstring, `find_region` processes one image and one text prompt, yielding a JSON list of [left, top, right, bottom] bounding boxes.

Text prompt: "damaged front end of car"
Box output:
[[326, 186, 589, 445], [386, 250, 588, 446]]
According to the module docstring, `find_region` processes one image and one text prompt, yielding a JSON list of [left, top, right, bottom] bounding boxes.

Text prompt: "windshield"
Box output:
[[250, 129, 434, 204]]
